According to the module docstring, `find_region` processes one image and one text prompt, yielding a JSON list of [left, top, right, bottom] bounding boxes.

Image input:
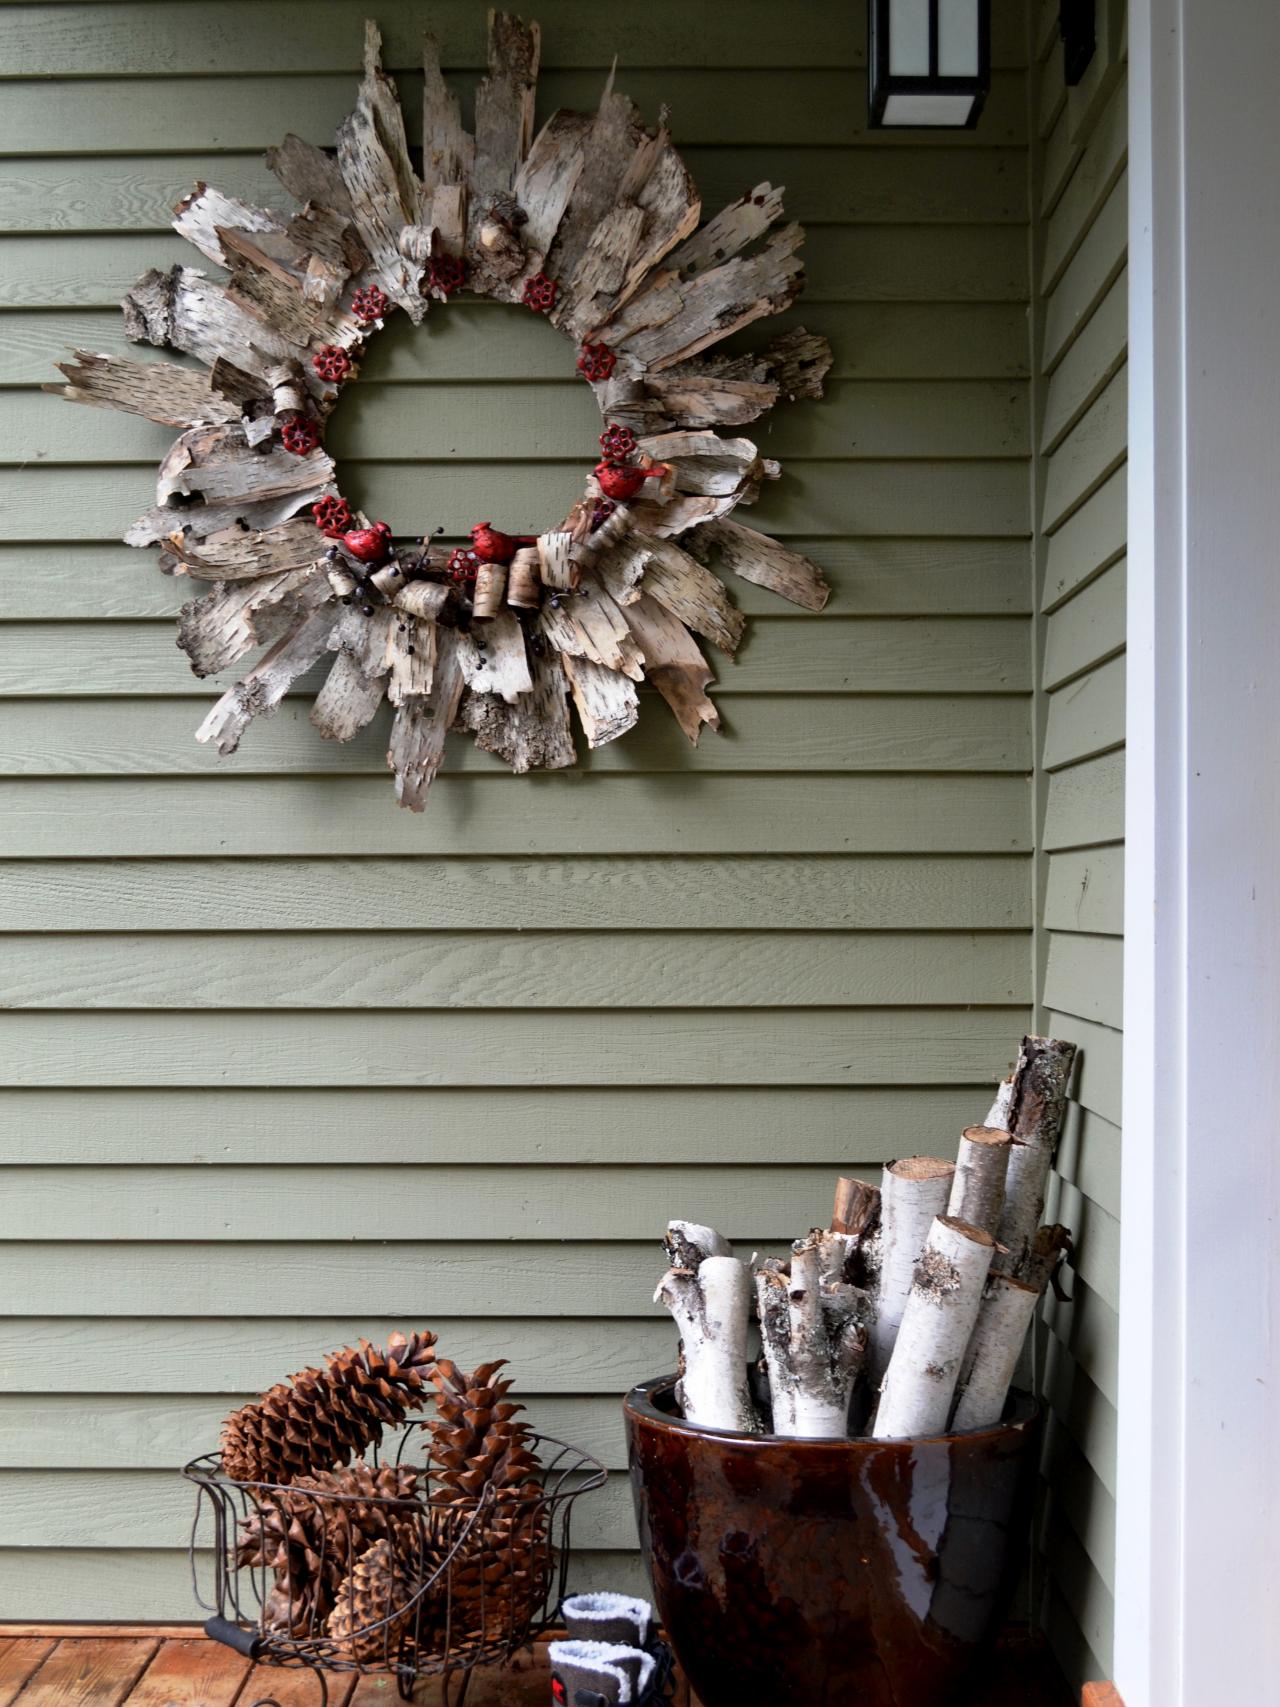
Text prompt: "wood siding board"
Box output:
[[1042, 172, 1128, 371], [1043, 932, 1124, 1030], [1041, 368, 1128, 535], [0, 776, 1034, 857], [1042, 655, 1126, 772], [0, 1007, 1030, 1088], [1042, 749, 1125, 851], [0, 697, 1035, 778], [1040, 82, 1128, 294], [1043, 559, 1127, 688], [0, 4, 1031, 77], [0, 151, 1029, 235], [0, 858, 1030, 935], [1042, 469, 1127, 611], [1043, 846, 1124, 937], [1039, 273, 1128, 455], [0, 70, 1031, 155]]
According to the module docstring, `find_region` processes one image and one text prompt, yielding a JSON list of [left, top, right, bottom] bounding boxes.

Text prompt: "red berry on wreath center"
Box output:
[[312, 495, 353, 538], [599, 422, 638, 462], [312, 344, 353, 384], [521, 272, 558, 314], [448, 546, 481, 583], [280, 413, 320, 456], [577, 341, 617, 383], [351, 284, 391, 324]]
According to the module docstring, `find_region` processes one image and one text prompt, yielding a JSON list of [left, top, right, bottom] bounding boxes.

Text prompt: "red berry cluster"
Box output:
[[350, 284, 391, 323], [428, 254, 466, 297], [280, 414, 320, 456], [312, 344, 352, 384], [599, 422, 638, 462], [577, 341, 617, 383], [312, 495, 353, 538], [448, 546, 480, 584], [522, 272, 558, 314]]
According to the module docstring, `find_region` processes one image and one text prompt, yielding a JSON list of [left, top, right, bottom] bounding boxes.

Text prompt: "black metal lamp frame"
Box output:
[[868, 0, 992, 130]]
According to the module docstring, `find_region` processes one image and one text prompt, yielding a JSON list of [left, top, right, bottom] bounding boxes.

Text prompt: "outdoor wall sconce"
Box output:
[[867, 0, 991, 129]]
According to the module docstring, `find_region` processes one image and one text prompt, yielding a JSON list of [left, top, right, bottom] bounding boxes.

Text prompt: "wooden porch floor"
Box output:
[[0, 1627, 1071, 1705]]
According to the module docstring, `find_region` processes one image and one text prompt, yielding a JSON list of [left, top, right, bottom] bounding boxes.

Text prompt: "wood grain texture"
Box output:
[[122, 1640, 250, 1707], [0, 1638, 55, 1707], [1032, 40, 1127, 1690], [0, 775, 1033, 856], [0, 1640, 157, 1707], [0, 1084, 999, 1165]]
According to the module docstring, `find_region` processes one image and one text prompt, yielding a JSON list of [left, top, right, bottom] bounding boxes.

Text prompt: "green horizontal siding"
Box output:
[[1030, 12, 1127, 1689], [0, 0, 1033, 1619]]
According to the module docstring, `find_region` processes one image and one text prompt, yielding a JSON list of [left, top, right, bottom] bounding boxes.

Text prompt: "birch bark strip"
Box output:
[[457, 646, 576, 773], [872, 1216, 995, 1440], [622, 592, 720, 745], [700, 517, 831, 611], [386, 627, 465, 811], [561, 654, 639, 747], [755, 1237, 868, 1438], [46, 351, 240, 428]]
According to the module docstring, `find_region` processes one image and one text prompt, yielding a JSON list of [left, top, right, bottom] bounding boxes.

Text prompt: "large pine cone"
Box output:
[[327, 1537, 420, 1663], [221, 1331, 437, 1485], [240, 1462, 429, 1636], [427, 1360, 551, 1648]]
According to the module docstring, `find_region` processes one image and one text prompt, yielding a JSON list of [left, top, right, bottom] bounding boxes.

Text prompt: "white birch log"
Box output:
[[992, 1034, 1079, 1275], [947, 1126, 1014, 1237], [950, 1271, 1041, 1432], [867, 1156, 956, 1386], [871, 1216, 996, 1440], [832, 1176, 881, 1242], [983, 1075, 1014, 1129], [654, 1223, 760, 1435], [755, 1235, 869, 1438]]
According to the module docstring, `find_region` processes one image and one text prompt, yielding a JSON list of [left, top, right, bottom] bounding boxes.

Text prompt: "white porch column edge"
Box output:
[[1122, 3, 1280, 1703]]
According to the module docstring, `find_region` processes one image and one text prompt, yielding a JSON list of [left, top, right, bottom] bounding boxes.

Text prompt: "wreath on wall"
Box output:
[[50, 15, 832, 810]]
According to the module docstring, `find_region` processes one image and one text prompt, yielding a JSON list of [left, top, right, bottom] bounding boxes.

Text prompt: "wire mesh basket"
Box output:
[[185, 1424, 607, 1705]]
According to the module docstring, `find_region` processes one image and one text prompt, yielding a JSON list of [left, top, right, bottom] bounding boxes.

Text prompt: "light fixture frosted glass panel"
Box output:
[[880, 92, 978, 126], [888, 0, 931, 74], [938, 0, 980, 75]]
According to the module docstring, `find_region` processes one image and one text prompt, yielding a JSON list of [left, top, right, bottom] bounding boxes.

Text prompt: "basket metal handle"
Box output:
[[204, 1615, 263, 1659]]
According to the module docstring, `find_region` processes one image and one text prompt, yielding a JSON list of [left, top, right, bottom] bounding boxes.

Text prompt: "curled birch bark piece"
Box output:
[[951, 1271, 1041, 1432], [386, 627, 465, 811], [755, 1235, 869, 1438], [637, 533, 745, 656], [196, 597, 338, 756], [45, 350, 240, 428], [947, 1126, 1014, 1237], [871, 1216, 995, 1440], [699, 516, 831, 611], [655, 1244, 760, 1435], [622, 592, 720, 745], [506, 547, 542, 607], [561, 654, 639, 747], [867, 1156, 955, 1386], [172, 184, 285, 269]]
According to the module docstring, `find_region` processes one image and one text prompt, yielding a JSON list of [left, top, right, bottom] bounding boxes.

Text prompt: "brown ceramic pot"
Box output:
[[624, 1375, 1040, 1707]]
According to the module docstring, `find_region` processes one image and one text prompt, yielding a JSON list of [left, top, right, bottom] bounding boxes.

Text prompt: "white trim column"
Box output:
[[1122, 3, 1280, 1703]]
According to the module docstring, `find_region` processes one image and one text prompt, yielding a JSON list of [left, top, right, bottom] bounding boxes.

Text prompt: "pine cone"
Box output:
[[427, 1360, 551, 1648], [328, 1538, 419, 1663], [240, 1462, 430, 1638], [221, 1331, 438, 1486]]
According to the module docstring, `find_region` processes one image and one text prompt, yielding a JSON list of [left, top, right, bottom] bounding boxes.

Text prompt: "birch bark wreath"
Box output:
[[48, 15, 833, 810]]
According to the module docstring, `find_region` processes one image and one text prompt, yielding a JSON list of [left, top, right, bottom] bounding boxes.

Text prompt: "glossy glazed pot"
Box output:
[[624, 1375, 1040, 1707]]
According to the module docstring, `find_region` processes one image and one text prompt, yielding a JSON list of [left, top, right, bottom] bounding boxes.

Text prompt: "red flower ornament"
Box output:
[[428, 254, 466, 298], [577, 341, 617, 383], [280, 414, 320, 456], [350, 284, 391, 324], [312, 495, 353, 538], [521, 272, 558, 314], [598, 422, 638, 462], [312, 344, 352, 384]]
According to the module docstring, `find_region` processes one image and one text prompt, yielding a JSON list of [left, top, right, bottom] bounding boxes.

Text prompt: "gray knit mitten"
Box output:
[[548, 1639, 656, 1706]]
